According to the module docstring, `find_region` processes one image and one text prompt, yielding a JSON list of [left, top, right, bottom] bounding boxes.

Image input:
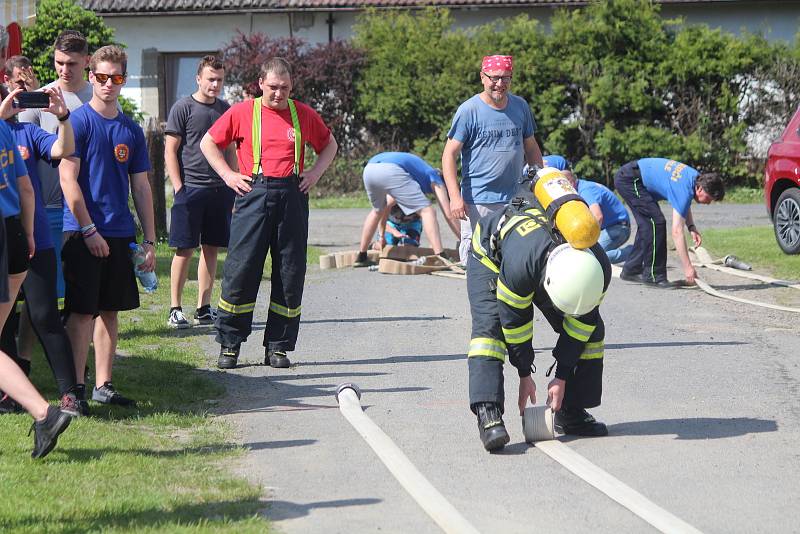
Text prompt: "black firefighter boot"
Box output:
[[475, 402, 510, 451], [554, 406, 608, 437]]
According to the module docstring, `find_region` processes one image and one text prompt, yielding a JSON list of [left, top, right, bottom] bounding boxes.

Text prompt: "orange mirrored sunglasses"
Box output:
[[92, 72, 126, 85]]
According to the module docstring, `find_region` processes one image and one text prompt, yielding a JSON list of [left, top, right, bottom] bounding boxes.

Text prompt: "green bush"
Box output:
[[22, 0, 145, 122], [22, 0, 117, 83], [351, 1, 800, 188]]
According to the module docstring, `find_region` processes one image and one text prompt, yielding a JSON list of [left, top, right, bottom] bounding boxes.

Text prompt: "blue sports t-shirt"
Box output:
[[637, 158, 698, 218], [447, 93, 535, 204], [63, 104, 151, 237], [10, 122, 57, 250], [368, 152, 443, 195], [0, 121, 27, 218], [576, 179, 629, 230]]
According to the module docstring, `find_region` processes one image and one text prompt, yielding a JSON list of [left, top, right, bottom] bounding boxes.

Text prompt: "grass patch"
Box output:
[[720, 187, 764, 204], [309, 193, 370, 209], [0, 242, 320, 532], [701, 226, 800, 280]]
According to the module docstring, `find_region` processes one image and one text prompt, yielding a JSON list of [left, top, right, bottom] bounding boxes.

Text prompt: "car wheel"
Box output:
[[774, 188, 800, 254]]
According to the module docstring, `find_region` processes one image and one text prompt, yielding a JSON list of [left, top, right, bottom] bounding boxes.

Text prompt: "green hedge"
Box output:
[[353, 1, 800, 187]]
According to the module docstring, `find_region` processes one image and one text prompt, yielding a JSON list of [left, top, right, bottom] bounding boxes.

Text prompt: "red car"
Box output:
[[765, 105, 800, 254]]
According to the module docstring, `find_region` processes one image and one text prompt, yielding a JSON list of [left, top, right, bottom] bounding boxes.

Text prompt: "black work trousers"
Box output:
[[215, 177, 309, 352], [466, 254, 604, 414], [614, 162, 668, 283], [0, 247, 77, 395]]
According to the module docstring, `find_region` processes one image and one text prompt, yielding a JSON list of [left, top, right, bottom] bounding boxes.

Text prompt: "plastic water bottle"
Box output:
[[129, 242, 158, 293]]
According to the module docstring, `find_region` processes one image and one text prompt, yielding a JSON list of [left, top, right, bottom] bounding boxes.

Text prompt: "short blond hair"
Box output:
[[90, 45, 127, 73]]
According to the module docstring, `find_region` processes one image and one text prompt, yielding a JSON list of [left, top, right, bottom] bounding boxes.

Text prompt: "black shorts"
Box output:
[[5, 216, 30, 275], [61, 232, 140, 315], [168, 184, 235, 249]]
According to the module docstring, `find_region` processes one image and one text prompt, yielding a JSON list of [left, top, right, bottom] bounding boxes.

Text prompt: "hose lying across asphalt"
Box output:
[[689, 246, 800, 314]]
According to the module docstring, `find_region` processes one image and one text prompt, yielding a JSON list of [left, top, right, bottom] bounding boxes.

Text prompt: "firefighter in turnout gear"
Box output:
[[467, 200, 612, 451], [200, 58, 338, 369]]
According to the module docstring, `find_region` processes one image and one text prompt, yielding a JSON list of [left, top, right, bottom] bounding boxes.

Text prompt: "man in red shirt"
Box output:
[[201, 57, 338, 369]]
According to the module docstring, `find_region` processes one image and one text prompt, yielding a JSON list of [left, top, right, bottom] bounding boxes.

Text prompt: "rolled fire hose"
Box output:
[[335, 384, 480, 534]]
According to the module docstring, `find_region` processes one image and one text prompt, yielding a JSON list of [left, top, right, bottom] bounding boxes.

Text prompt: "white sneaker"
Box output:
[[167, 308, 191, 329]]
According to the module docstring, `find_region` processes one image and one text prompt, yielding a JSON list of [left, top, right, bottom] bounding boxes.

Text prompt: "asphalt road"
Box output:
[[206, 203, 799, 533]]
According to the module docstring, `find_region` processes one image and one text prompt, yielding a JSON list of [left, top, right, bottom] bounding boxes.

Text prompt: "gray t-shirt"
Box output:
[[18, 80, 93, 209], [165, 95, 230, 187]]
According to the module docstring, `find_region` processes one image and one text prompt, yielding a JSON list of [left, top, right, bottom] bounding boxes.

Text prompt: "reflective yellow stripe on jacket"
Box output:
[[502, 320, 533, 345], [562, 315, 596, 342], [471, 222, 500, 274], [579, 341, 604, 360], [496, 279, 533, 310], [468, 337, 506, 361]]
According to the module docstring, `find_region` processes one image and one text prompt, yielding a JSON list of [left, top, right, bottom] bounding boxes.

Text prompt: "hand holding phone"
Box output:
[[12, 91, 51, 109]]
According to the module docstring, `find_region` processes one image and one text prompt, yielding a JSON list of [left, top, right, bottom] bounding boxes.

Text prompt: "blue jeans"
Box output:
[[46, 207, 65, 302], [599, 222, 632, 264]]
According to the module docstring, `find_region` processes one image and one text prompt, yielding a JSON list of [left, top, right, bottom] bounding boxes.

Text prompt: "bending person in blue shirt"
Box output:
[[614, 158, 724, 288], [542, 155, 632, 264], [354, 152, 460, 267]]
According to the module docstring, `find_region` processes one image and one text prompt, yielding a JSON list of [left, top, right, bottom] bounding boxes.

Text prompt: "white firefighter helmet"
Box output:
[[543, 243, 604, 316]]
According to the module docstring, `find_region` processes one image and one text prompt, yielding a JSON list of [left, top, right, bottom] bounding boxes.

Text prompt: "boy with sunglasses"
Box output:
[[59, 45, 156, 412]]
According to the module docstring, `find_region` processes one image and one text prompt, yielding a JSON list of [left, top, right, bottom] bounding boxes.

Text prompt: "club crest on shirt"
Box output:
[[114, 143, 130, 163], [17, 145, 30, 160], [287, 128, 295, 142]]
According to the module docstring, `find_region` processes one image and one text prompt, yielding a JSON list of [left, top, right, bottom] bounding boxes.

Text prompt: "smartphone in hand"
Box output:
[[12, 91, 50, 109]]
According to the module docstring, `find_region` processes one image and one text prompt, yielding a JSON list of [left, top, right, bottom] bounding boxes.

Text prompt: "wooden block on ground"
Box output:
[[381, 245, 458, 261], [378, 256, 452, 275], [319, 249, 380, 269]]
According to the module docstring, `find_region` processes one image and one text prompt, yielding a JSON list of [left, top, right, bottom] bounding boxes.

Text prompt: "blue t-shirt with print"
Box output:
[[0, 121, 27, 218], [368, 152, 443, 195], [637, 158, 698, 218], [447, 93, 535, 204], [10, 122, 57, 250], [63, 104, 151, 237], [576, 179, 629, 230]]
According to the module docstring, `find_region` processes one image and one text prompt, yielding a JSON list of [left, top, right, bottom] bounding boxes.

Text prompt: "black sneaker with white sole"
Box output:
[[92, 382, 136, 407], [168, 307, 191, 329], [193, 305, 217, 326], [74, 384, 90, 416]]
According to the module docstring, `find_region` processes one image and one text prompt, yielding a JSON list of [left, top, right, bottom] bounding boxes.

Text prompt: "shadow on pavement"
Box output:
[[302, 353, 465, 366], [266, 498, 383, 522], [604, 417, 777, 440]]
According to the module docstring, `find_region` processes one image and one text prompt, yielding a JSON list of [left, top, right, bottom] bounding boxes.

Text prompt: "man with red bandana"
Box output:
[[201, 57, 338, 370], [442, 55, 544, 264]]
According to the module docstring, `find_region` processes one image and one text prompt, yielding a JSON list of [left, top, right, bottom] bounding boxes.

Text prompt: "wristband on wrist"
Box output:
[[57, 110, 70, 122], [82, 228, 97, 239], [142, 239, 155, 247], [687, 224, 697, 232], [80, 222, 96, 234]]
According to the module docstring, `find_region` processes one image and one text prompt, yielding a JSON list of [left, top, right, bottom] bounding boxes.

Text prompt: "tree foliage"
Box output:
[[352, 1, 800, 187], [220, 31, 367, 151], [21, 0, 144, 122], [22, 0, 117, 83]]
